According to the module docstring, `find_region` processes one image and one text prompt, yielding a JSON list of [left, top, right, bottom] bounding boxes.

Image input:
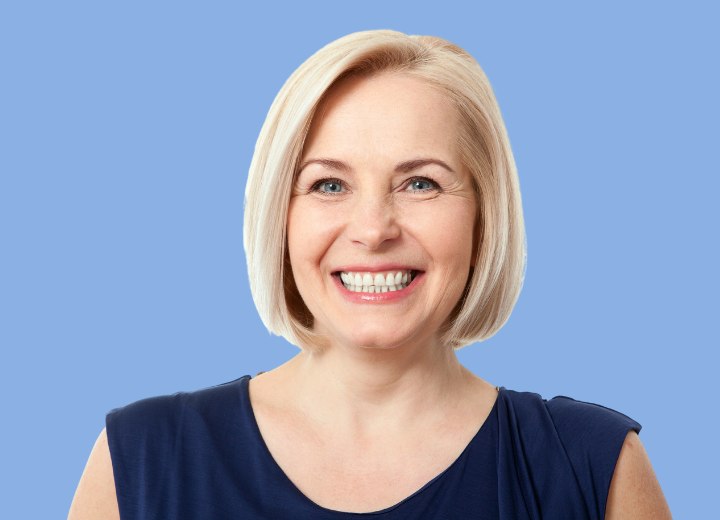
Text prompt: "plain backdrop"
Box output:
[[1, 1, 717, 518]]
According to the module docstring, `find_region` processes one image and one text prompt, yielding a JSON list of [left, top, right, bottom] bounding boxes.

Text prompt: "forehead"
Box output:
[[302, 73, 460, 162]]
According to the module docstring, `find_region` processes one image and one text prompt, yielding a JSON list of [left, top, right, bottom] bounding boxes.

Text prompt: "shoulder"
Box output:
[[500, 388, 641, 451], [543, 393, 642, 469], [69, 428, 120, 520], [500, 388, 642, 475], [105, 375, 250, 437], [497, 388, 644, 518], [104, 376, 251, 475], [501, 387, 640, 426], [100, 376, 252, 517], [606, 431, 672, 519], [544, 393, 641, 437]]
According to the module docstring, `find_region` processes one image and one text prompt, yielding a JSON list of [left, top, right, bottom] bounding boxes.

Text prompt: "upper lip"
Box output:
[[332, 264, 423, 273]]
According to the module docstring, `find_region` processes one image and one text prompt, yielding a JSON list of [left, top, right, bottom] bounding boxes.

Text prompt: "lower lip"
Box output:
[[332, 273, 424, 303]]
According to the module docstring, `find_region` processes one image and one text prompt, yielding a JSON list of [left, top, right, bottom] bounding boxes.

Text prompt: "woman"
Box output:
[[70, 30, 671, 519]]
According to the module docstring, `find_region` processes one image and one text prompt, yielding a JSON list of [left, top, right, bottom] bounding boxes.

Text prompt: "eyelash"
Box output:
[[310, 178, 345, 195], [405, 177, 439, 192], [309, 176, 440, 195]]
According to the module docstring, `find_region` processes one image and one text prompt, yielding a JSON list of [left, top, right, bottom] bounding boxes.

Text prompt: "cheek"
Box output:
[[405, 201, 476, 266], [287, 200, 342, 267], [287, 201, 313, 274]]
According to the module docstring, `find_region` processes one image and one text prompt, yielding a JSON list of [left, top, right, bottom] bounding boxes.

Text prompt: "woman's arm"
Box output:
[[605, 431, 671, 519], [68, 428, 121, 520]]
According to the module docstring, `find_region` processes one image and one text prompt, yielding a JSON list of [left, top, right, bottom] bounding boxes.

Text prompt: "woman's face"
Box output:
[[287, 73, 477, 350]]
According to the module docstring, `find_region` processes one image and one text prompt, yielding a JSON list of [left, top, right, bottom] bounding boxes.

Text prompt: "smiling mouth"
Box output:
[[333, 270, 420, 293]]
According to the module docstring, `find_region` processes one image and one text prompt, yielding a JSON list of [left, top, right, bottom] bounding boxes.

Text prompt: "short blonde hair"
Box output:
[[244, 29, 526, 349]]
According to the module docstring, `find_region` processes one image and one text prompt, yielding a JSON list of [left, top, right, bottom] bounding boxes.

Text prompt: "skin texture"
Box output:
[[606, 431, 672, 519], [68, 428, 120, 520], [69, 72, 671, 517], [288, 72, 477, 353]]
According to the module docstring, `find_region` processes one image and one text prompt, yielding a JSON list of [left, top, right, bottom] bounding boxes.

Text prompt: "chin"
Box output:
[[340, 326, 428, 352]]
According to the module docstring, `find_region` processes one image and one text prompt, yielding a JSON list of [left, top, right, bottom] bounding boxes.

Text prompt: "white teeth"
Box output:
[[338, 269, 417, 294]]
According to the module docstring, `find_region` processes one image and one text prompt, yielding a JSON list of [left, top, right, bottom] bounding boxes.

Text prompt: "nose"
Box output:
[[347, 192, 401, 250]]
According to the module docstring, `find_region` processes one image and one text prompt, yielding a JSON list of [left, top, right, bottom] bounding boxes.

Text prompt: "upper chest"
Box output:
[[247, 385, 499, 513]]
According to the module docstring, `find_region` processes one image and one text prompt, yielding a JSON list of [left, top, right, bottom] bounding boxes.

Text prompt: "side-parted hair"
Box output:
[[244, 29, 526, 349]]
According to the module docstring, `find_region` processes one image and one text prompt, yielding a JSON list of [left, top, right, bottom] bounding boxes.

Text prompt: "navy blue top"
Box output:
[[106, 376, 641, 519]]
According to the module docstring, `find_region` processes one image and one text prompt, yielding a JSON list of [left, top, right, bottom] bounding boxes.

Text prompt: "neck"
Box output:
[[281, 336, 472, 436]]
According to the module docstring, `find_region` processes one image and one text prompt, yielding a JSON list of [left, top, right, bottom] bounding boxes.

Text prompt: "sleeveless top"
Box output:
[[106, 376, 641, 519]]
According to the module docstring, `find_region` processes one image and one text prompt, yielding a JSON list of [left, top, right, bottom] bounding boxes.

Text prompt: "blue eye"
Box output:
[[406, 177, 438, 192], [312, 179, 345, 194]]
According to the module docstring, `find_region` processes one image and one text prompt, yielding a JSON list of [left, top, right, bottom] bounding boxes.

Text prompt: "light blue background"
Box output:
[[1, 1, 717, 517]]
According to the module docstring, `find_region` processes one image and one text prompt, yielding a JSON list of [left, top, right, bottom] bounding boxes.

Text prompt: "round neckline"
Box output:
[[239, 375, 501, 516]]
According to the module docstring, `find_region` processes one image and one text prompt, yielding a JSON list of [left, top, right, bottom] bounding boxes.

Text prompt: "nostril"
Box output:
[[347, 219, 401, 250]]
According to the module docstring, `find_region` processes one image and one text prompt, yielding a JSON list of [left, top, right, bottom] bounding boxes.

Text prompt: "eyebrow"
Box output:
[[298, 157, 455, 175]]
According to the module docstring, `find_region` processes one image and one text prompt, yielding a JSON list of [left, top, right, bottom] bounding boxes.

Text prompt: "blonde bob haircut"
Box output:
[[244, 29, 526, 350]]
